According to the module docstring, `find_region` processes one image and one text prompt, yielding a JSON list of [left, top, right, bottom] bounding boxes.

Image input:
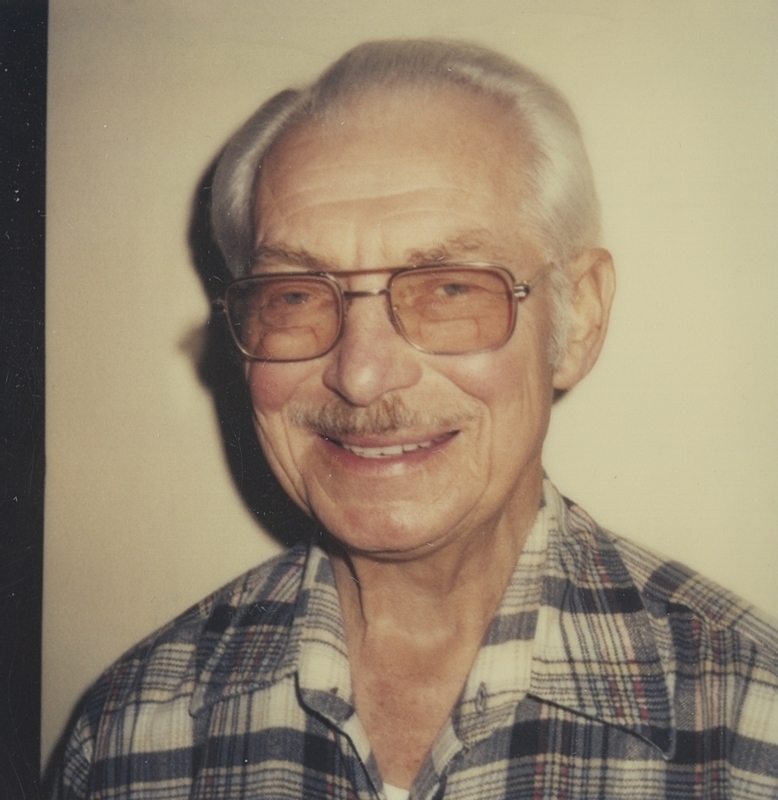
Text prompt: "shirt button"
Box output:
[[476, 682, 488, 714]]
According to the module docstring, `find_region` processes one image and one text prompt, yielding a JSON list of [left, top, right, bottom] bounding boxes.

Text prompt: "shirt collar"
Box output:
[[452, 496, 548, 744], [189, 546, 307, 714], [189, 540, 356, 720], [528, 482, 676, 758]]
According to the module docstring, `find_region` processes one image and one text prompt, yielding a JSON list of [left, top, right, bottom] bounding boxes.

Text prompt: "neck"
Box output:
[[325, 476, 543, 789]]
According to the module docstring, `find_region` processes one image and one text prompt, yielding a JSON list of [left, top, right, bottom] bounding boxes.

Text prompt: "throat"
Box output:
[[349, 623, 480, 790], [333, 551, 508, 787]]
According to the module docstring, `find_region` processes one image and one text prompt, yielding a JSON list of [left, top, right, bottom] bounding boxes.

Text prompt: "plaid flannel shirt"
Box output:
[[51, 480, 778, 799]]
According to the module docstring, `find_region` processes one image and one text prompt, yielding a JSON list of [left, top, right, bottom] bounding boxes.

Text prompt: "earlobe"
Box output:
[[552, 248, 615, 391]]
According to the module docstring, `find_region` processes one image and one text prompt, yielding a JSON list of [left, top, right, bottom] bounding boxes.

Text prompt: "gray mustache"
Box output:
[[287, 396, 479, 439]]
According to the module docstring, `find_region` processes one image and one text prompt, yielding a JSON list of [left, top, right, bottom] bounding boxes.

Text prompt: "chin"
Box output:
[[316, 506, 444, 559]]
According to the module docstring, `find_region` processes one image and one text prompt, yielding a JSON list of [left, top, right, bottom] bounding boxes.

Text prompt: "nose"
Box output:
[[322, 291, 423, 406]]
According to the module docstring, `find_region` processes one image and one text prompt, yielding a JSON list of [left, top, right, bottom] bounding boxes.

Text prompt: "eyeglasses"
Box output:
[[215, 263, 541, 362]]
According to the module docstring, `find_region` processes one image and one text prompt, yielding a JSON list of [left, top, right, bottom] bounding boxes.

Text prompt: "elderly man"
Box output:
[[52, 40, 777, 800]]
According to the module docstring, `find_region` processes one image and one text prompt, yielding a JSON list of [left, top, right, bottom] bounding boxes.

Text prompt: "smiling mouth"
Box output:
[[325, 432, 456, 459]]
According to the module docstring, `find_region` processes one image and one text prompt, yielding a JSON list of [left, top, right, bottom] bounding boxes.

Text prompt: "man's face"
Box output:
[[247, 86, 558, 559]]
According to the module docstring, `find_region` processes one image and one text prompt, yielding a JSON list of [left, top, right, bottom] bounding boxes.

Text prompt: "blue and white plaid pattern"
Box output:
[[51, 481, 778, 799]]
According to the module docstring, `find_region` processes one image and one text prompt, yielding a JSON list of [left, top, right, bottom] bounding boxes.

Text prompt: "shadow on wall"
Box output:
[[184, 162, 315, 550], [44, 161, 317, 793]]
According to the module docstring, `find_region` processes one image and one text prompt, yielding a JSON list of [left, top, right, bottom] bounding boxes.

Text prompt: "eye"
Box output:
[[438, 282, 471, 297], [262, 282, 320, 308], [277, 291, 311, 305]]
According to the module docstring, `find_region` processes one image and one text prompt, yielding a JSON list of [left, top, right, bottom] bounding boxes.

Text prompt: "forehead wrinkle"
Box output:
[[260, 182, 498, 220], [254, 229, 506, 274]]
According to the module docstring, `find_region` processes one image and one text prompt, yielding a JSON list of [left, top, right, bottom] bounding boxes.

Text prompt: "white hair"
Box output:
[[211, 39, 601, 364]]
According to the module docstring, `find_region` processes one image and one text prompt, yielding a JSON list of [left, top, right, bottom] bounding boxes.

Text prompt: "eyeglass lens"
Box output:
[[225, 267, 516, 361]]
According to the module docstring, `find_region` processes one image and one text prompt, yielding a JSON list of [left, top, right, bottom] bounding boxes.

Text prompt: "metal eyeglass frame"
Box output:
[[214, 262, 545, 362]]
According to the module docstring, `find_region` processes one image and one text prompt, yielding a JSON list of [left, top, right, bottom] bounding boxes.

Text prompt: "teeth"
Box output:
[[341, 440, 434, 459]]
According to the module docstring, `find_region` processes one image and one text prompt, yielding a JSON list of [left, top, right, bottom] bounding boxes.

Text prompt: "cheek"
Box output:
[[453, 332, 555, 460], [451, 332, 554, 416], [245, 361, 324, 512], [246, 361, 318, 416], [245, 360, 324, 471]]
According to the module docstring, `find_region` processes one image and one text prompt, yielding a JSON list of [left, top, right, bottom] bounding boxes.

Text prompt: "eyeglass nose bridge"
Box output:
[[341, 287, 391, 300], [338, 286, 400, 338]]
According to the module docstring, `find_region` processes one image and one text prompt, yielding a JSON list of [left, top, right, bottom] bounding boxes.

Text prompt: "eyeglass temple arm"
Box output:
[[514, 265, 552, 299], [513, 282, 531, 300]]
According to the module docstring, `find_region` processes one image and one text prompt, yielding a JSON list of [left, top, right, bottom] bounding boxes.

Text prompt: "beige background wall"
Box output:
[[44, 0, 778, 766]]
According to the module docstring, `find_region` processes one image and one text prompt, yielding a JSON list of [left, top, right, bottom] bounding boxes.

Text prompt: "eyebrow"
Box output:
[[403, 232, 495, 265], [253, 246, 334, 272], [253, 231, 498, 272]]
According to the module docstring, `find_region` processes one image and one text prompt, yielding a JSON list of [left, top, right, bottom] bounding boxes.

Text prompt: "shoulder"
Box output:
[[605, 528, 778, 775], [552, 487, 778, 719], [76, 544, 308, 735], [606, 526, 778, 658], [49, 545, 310, 796], [555, 489, 778, 656], [566, 493, 778, 744], [556, 492, 778, 768], [125, 543, 306, 657]]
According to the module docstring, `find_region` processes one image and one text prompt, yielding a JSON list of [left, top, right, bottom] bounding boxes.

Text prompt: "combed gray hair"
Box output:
[[211, 39, 601, 364]]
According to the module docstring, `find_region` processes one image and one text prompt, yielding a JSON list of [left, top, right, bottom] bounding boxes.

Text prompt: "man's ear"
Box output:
[[552, 247, 615, 391]]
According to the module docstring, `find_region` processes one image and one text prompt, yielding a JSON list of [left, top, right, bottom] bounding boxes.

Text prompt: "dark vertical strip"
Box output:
[[0, 1, 48, 798]]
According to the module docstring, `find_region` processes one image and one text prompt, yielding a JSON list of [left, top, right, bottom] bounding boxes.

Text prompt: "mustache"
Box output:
[[287, 396, 479, 439]]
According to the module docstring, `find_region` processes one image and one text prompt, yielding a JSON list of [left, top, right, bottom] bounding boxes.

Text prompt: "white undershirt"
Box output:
[[383, 783, 410, 800]]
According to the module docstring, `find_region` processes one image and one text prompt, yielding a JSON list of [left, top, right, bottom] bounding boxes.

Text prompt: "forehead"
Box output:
[[253, 85, 537, 265]]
